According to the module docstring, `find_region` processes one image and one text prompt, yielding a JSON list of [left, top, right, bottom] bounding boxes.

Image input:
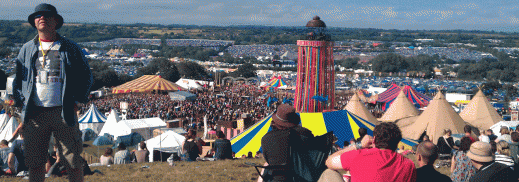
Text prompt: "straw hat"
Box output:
[[467, 141, 494, 163]]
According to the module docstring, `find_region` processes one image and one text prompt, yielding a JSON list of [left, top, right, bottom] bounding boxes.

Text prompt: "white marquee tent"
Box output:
[[145, 130, 186, 162]]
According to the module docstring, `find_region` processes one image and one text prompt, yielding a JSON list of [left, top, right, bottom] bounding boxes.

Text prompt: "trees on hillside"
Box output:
[[177, 61, 211, 80], [136, 58, 180, 82]]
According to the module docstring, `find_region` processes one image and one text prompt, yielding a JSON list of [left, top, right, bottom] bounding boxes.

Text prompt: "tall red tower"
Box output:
[[294, 16, 335, 112]]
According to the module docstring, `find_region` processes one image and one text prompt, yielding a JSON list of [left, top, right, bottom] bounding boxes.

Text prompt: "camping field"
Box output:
[[1, 153, 452, 181]]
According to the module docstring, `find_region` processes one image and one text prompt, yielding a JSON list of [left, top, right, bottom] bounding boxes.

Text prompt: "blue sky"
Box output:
[[2, 0, 519, 31]]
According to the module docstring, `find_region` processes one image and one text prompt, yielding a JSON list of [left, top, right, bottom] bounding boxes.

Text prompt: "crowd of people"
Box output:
[[258, 104, 518, 182], [78, 84, 275, 128]]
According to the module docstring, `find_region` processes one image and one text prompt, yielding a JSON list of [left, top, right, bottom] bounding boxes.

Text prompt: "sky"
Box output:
[[2, 0, 519, 32]]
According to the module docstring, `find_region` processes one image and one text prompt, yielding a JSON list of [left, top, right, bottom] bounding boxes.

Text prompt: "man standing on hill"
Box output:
[[13, 3, 93, 182]]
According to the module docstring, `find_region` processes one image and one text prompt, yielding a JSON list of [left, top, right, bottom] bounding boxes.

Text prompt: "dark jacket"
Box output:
[[13, 34, 93, 127], [469, 162, 515, 182], [416, 165, 452, 182], [509, 142, 519, 163]]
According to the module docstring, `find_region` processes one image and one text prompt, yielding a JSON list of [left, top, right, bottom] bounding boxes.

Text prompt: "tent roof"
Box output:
[[99, 109, 121, 136], [377, 84, 431, 111], [112, 75, 182, 93], [145, 130, 186, 162], [379, 90, 419, 122], [119, 117, 166, 130], [356, 89, 378, 104], [175, 78, 203, 90], [263, 76, 289, 90], [344, 92, 380, 125], [0, 115, 18, 141], [459, 89, 502, 130], [231, 110, 418, 157], [401, 91, 466, 145], [78, 104, 107, 123]]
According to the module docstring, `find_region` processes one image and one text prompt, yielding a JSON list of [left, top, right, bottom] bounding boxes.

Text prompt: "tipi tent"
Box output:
[[401, 91, 466, 144], [231, 110, 419, 157], [112, 75, 183, 93], [145, 130, 186, 162], [99, 109, 121, 137], [379, 90, 420, 122], [78, 104, 106, 134], [0, 115, 18, 140], [459, 89, 502, 130], [343, 92, 379, 125], [377, 84, 431, 111]]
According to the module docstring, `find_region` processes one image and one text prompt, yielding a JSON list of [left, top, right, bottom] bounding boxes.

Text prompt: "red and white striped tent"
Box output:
[[112, 75, 182, 93]]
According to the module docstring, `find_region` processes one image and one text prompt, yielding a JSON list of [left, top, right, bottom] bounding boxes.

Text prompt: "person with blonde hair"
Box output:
[[495, 127, 512, 143], [494, 141, 514, 167], [437, 129, 456, 155]]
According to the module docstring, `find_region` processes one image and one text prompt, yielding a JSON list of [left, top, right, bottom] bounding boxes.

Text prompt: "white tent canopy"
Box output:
[[112, 117, 167, 140], [490, 121, 519, 137], [145, 130, 186, 162], [175, 78, 203, 90], [0, 114, 18, 141], [78, 104, 106, 134], [99, 109, 121, 137]]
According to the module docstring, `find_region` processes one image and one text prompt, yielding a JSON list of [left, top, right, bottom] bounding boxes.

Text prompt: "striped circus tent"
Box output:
[[112, 75, 182, 93], [377, 84, 431, 111], [231, 109, 419, 157], [263, 76, 288, 90], [78, 104, 107, 134]]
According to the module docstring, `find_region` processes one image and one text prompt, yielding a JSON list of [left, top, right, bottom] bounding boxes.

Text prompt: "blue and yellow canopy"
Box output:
[[231, 109, 419, 157]]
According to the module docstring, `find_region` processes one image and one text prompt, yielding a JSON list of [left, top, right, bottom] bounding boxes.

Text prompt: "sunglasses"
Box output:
[[34, 13, 55, 19]]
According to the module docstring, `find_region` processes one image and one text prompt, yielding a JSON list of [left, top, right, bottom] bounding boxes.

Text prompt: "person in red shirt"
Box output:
[[319, 122, 417, 182], [464, 125, 478, 143]]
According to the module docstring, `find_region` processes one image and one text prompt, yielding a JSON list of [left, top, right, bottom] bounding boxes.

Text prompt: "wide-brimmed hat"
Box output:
[[467, 141, 494, 163], [271, 104, 300, 128], [28, 3, 64, 30]]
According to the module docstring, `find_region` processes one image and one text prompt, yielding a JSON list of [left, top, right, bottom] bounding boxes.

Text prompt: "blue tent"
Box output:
[[113, 132, 145, 148], [81, 128, 98, 142], [93, 135, 114, 146]]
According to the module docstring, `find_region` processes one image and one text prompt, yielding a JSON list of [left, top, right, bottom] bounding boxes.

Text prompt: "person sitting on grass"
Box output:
[[132, 141, 149, 163], [213, 131, 232, 160], [494, 141, 514, 167], [415, 141, 452, 182], [100, 148, 114, 165], [451, 137, 476, 182], [509, 132, 519, 163], [113, 143, 131, 164], [320, 122, 416, 182], [468, 142, 514, 182], [182, 129, 201, 161]]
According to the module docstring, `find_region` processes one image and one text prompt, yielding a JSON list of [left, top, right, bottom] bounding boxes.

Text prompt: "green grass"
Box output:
[[1, 158, 265, 182], [1, 147, 452, 181]]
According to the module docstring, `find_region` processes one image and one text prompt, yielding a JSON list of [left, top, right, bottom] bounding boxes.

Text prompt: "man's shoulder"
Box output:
[[417, 165, 451, 182]]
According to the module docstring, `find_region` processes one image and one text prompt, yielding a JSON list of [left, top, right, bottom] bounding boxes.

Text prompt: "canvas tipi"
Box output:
[[459, 89, 502, 130], [344, 92, 380, 125], [98, 109, 121, 137], [401, 91, 466, 144], [379, 90, 419, 122]]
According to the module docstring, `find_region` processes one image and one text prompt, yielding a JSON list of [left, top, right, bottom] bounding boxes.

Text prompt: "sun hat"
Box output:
[[467, 141, 494, 163], [28, 3, 64, 29], [271, 104, 300, 128]]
